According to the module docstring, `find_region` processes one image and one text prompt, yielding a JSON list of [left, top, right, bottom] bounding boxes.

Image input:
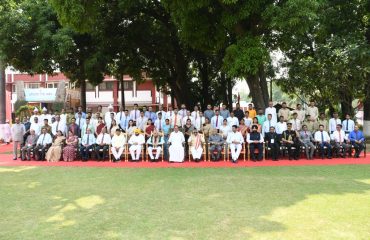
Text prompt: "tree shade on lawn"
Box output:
[[0, 165, 369, 240]]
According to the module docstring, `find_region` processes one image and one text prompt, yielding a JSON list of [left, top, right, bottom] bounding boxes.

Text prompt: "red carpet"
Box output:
[[0, 143, 13, 153], [0, 153, 369, 168]]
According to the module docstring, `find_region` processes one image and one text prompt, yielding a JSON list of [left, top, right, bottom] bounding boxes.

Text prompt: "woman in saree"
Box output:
[[63, 130, 78, 162], [45, 130, 66, 162]]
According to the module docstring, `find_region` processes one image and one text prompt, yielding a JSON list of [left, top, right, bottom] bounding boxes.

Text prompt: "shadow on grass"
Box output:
[[0, 165, 369, 239]]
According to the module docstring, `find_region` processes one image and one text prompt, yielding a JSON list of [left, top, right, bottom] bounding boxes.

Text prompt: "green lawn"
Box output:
[[0, 165, 370, 240]]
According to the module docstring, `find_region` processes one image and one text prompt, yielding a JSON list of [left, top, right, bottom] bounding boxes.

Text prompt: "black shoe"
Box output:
[[13, 158, 17, 160]]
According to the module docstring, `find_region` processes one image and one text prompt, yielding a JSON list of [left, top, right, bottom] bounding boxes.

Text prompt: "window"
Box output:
[[86, 82, 96, 91], [12, 85, 16, 93], [46, 82, 58, 88], [25, 83, 40, 89], [119, 81, 133, 91], [99, 81, 114, 91]]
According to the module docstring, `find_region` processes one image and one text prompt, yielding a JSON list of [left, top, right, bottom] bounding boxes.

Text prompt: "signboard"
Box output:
[[24, 88, 57, 102]]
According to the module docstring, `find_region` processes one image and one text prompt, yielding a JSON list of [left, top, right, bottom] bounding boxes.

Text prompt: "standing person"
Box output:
[[303, 114, 316, 133], [278, 102, 290, 122], [45, 130, 66, 162], [314, 124, 332, 159], [145, 106, 157, 121], [168, 125, 185, 162], [293, 104, 305, 122], [265, 126, 280, 161], [243, 111, 253, 128], [30, 116, 41, 135], [342, 114, 355, 135], [75, 112, 86, 134], [22, 116, 31, 143], [208, 129, 224, 161], [21, 129, 37, 161], [51, 115, 66, 136], [147, 130, 164, 161], [104, 105, 116, 129], [95, 117, 106, 136], [136, 111, 148, 132], [156, 104, 167, 119], [81, 117, 95, 138], [194, 111, 205, 131], [262, 114, 276, 138], [265, 101, 277, 123], [220, 119, 231, 139], [154, 112, 165, 132], [238, 119, 249, 138], [109, 119, 119, 137], [30, 107, 39, 124], [162, 119, 171, 160], [219, 104, 230, 120], [95, 127, 111, 161], [227, 125, 244, 163], [204, 104, 215, 121], [256, 109, 267, 125], [68, 117, 80, 138], [11, 118, 25, 160], [328, 112, 341, 135], [332, 124, 350, 158], [181, 110, 194, 128], [170, 108, 182, 129], [349, 125, 365, 158], [111, 129, 126, 162], [316, 113, 328, 132], [191, 106, 201, 122], [211, 110, 223, 131], [115, 106, 125, 126], [289, 112, 302, 131], [74, 106, 87, 119], [233, 103, 245, 121], [275, 116, 287, 140], [130, 103, 140, 122], [306, 100, 319, 122], [63, 130, 79, 162], [299, 125, 315, 159], [188, 129, 205, 162], [144, 119, 155, 139], [118, 110, 131, 131], [128, 129, 145, 161], [227, 111, 239, 128], [34, 127, 53, 161], [247, 125, 264, 161], [80, 128, 96, 161], [178, 104, 188, 119], [165, 105, 174, 120], [282, 123, 301, 160], [251, 117, 262, 133], [60, 108, 68, 125]]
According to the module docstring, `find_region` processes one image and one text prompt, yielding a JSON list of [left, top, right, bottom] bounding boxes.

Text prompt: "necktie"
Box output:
[[78, 118, 81, 127], [200, 117, 202, 127], [86, 124, 89, 133], [159, 121, 162, 131], [216, 116, 218, 127], [87, 135, 90, 145], [305, 131, 307, 138], [135, 111, 137, 120], [124, 119, 127, 129], [269, 120, 271, 129], [56, 121, 59, 132], [339, 131, 342, 143], [321, 132, 324, 142], [174, 115, 177, 127], [41, 134, 45, 145], [346, 120, 348, 131], [101, 134, 104, 144]]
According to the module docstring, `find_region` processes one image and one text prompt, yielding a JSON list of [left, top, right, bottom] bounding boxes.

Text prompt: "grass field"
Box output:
[[0, 165, 370, 240]]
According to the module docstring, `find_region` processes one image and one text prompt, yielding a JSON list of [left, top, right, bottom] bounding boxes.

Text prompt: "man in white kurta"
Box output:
[[30, 107, 39, 124], [188, 129, 205, 161], [265, 101, 277, 123], [226, 125, 245, 163], [104, 105, 116, 130], [147, 130, 164, 161], [111, 129, 126, 162], [128, 129, 145, 160], [168, 126, 185, 162]]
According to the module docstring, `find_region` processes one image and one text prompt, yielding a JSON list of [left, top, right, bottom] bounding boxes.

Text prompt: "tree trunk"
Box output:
[[80, 79, 87, 112], [199, 58, 210, 108], [0, 59, 5, 124], [258, 65, 270, 105], [339, 91, 353, 119], [246, 73, 268, 110], [363, 80, 370, 136], [227, 76, 233, 111], [120, 74, 126, 109]]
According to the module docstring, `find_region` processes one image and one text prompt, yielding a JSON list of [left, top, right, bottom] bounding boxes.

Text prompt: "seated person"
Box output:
[[168, 125, 185, 162], [349, 125, 365, 158], [21, 129, 38, 161], [128, 128, 145, 161], [282, 123, 301, 160], [208, 129, 224, 161], [46, 130, 66, 162], [188, 129, 205, 162], [147, 130, 164, 161], [247, 125, 264, 161], [299, 124, 315, 159], [265, 126, 280, 161], [331, 124, 350, 158], [111, 128, 126, 162], [80, 128, 96, 161], [63, 130, 78, 162], [95, 127, 111, 161], [226, 125, 244, 163], [34, 127, 52, 161], [314, 124, 332, 159]]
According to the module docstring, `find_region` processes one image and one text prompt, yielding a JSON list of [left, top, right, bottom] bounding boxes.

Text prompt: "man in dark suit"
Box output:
[[265, 126, 280, 161]]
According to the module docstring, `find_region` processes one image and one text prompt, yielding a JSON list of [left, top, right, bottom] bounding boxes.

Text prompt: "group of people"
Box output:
[[9, 101, 366, 163]]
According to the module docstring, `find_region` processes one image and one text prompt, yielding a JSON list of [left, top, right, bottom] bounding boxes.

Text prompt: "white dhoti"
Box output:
[[148, 146, 162, 159], [190, 146, 203, 159], [111, 147, 124, 160], [229, 144, 242, 161], [169, 144, 184, 162], [129, 145, 142, 160]]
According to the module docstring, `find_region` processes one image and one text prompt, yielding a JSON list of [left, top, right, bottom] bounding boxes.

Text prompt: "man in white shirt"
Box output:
[[178, 104, 188, 119], [331, 124, 350, 158], [115, 106, 126, 125], [76, 112, 86, 130], [130, 103, 140, 122], [30, 117, 41, 136], [51, 115, 66, 136], [194, 111, 206, 130], [306, 101, 319, 121], [95, 127, 111, 161], [182, 111, 194, 127], [128, 129, 145, 161], [34, 127, 53, 161], [170, 108, 182, 129], [168, 125, 185, 162], [227, 111, 239, 128], [289, 112, 301, 131], [39, 107, 51, 123], [59, 108, 68, 125], [219, 119, 231, 139], [328, 112, 341, 134], [104, 105, 116, 130], [154, 112, 165, 132], [110, 128, 126, 162], [342, 114, 355, 134], [265, 101, 277, 123], [118, 110, 131, 131], [156, 105, 167, 119], [247, 125, 264, 161], [136, 111, 148, 131], [314, 124, 332, 159], [80, 128, 96, 161], [275, 116, 287, 138], [243, 111, 253, 128], [165, 106, 174, 120], [211, 110, 224, 131], [191, 106, 201, 121], [293, 104, 305, 122], [81, 117, 95, 138], [262, 114, 276, 137], [226, 125, 245, 163], [30, 107, 40, 124]]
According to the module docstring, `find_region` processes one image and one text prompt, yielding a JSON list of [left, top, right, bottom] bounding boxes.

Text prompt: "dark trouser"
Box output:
[[268, 143, 279, 160], [80, 145, 94, 160], [318, 142, 332, 158], [34, 144, 49, 161], [164, 135, 169, 160], [352, 142, 364, 157], [250, 143, 263, 160], [286, 142, 300, 159], [95, 145, 109, 160], [21, 146, 34, 160], [333, 142, 350, 157], [209, 145, 222, 160]]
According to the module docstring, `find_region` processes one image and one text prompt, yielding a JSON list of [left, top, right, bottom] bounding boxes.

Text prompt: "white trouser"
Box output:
[[129, 145, 142, 160], [190, 146, 203, 159], [148, 146, 162, 159], [111, 147, 124, 160], [229, 144, 242, 161]]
